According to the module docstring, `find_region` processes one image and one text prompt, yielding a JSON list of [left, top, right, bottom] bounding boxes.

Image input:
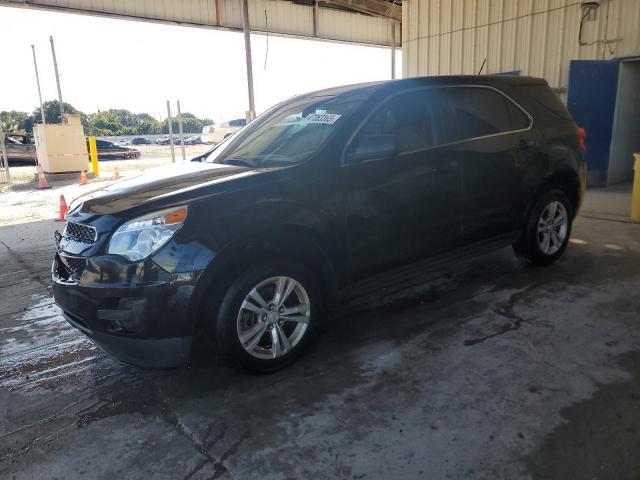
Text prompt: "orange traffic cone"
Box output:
[[56, 195, 68, 222], [37, 164, 50, 190], [79, 170, 88, 185], [114, 167, 121, 180]]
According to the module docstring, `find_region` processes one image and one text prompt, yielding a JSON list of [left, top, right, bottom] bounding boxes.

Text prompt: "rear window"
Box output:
[[514, 84, 573, 122], [436, 87, 530, 142]]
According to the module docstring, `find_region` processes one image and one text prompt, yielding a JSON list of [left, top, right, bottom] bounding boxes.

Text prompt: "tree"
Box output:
[[86, 109, 163, 136], [0, 111, 30, 133], [162, 112, 213, 134], [26, 100, 91, 132], [30, 100, 82, 124], [2, 101, 213, 136]]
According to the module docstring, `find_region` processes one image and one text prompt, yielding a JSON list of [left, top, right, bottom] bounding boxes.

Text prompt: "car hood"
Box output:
[[70, 161, 261, 215]]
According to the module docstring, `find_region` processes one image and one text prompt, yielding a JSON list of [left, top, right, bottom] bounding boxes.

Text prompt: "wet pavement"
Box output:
[[1, 212, 639, 480]]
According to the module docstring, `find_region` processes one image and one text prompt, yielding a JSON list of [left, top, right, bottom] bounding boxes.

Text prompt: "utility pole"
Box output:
[[176, 100, 186, 161], [31, 45, 46, 125], [242, 0, 256, 121], [49, 36, 65, 119], [166, 100, 175, 163]]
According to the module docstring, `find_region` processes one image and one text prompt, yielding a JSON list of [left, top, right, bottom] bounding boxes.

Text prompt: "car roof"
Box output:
[[301, 75, 547, 99]]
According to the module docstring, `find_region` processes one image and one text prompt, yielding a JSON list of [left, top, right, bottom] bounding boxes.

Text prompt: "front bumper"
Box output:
[[63, 310, 191, 368], [52, 252, 201, 368]]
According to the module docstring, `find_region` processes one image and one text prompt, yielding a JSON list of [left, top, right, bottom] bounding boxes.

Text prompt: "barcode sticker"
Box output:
[[303, 113, 342, 124]]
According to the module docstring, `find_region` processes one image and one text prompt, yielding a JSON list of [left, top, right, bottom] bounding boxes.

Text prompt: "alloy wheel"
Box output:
[[537, 200, 568, 255], [236, 276, 311, 360]]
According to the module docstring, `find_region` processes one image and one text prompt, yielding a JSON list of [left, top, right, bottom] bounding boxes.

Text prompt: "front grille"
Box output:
[[58, 254, 86, 280], [63, 222, 97, 244]]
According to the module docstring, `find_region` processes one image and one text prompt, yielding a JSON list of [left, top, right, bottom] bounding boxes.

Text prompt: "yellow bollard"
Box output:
[[632, 153, 640, 221], [88, 136, 99, 178]]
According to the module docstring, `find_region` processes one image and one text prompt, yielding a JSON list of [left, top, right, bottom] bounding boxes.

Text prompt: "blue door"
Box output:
[[567, 60, 620, 185]]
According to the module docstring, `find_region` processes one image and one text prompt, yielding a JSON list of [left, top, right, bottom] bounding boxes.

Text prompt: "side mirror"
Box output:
[[346, 134, 398, 163]]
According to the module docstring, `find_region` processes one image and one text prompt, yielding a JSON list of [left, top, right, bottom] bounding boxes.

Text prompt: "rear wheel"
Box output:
[[513, 189, 573, 266], [214, 261, 321, 372]]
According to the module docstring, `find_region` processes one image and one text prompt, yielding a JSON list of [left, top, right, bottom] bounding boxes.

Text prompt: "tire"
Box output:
[[513, 189, 573, 266], [214, 261, 322, 373]]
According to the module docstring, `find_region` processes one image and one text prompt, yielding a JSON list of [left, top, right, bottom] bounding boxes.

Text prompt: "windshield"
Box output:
[[204, 92, 367, 167]]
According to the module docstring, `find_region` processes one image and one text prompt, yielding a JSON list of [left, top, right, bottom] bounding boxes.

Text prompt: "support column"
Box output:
[[313, 0, 319, 37], [242, 0, 256, 121], [390, 21, 396, 79], [214, 0, 221, 25]]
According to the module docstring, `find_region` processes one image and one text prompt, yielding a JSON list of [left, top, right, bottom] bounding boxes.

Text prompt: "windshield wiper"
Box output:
[[223, 158, 256, 168]]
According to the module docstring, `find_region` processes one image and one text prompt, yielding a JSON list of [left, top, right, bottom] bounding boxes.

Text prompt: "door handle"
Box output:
[[435, 159, 458, 174]]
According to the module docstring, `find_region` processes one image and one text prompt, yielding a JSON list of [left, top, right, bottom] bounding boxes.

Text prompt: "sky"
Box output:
[[0, 6, 401, 123]]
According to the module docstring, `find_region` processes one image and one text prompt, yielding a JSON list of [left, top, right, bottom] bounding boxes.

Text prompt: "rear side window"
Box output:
[[436, 87, 530, 142], [357, 88, 437, 154], [514, 84, 573, 121]]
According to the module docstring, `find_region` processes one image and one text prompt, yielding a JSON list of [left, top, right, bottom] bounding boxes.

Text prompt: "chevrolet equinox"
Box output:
[[53, 76, 587, 372]]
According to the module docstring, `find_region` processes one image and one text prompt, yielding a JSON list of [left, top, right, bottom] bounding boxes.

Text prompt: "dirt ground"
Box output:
[[0, 144, 212, 226], [135, 143, 212, 160], [2, 143, 211, 185]]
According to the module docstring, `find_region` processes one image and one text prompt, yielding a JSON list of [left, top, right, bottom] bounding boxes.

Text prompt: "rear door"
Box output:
[[436, 86, 535, 244], [343, 87, 462, 279]]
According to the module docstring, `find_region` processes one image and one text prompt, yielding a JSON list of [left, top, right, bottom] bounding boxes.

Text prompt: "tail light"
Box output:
[[576, 127, 587, 153]]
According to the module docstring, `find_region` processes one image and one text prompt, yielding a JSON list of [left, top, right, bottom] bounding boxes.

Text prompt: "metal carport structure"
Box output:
[[1, 0, 402, 119]]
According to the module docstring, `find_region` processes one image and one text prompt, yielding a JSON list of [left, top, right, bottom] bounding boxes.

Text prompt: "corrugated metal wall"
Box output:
[[3, 0, 400, 47], [403, 0, 640, 90]]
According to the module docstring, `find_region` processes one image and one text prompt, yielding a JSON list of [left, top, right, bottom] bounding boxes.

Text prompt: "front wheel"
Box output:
[[513, 189, 573, 266], [214, 261, 321, 373]]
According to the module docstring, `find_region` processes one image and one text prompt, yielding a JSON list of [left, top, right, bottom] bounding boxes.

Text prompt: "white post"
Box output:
[[49, 36, 65, 118], [0, 124, 11, 185], [176, 100, 186, 161], [31, 45, 46, 125], [242, 0, 256, 121], [166, 101, 175, 163]]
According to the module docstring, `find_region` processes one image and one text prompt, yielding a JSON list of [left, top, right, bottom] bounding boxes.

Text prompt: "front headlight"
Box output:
[[107, 206, 188, 261]]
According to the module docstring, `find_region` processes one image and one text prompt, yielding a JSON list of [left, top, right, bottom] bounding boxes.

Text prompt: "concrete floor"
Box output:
[[1, 188, 639, 480]]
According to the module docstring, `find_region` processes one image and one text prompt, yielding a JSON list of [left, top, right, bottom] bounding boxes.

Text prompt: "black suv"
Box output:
[[53, 76, 586, 372]]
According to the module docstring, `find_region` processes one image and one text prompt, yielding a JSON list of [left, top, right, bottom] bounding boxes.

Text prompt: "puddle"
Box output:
[[0, 294, 106, 393]]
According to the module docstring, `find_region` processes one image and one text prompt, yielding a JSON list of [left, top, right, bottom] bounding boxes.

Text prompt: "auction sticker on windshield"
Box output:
[[303, 113, 342, 124]]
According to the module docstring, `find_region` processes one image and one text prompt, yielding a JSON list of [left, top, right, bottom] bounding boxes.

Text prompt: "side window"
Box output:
[[355, 89, 437, 155], [506, 99, 530, 130], [438, 87, 529, 142]]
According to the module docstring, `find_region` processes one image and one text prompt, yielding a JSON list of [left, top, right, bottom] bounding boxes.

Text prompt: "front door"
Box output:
[[343, 87, 462, 280]]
